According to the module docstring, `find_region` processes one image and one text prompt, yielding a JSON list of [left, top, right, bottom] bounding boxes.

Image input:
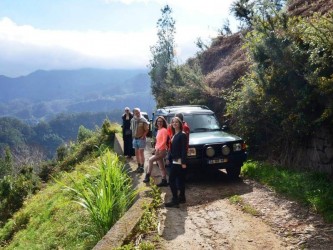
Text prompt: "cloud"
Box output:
[[0, 0, 237, 77], [0, 16, 211, 77], [104, 0, 151, 4], [104, 0, 235, 15], [103, 0, 238, 44], [0, 17, 156, 76]]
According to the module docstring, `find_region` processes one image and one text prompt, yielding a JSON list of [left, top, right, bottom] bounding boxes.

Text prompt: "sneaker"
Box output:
[[178, 196, 186, 203], [136, 166, 144, 173], [164, 200, 179, 208], [156, 179, 168, 187], [143, 173, 150, 183]]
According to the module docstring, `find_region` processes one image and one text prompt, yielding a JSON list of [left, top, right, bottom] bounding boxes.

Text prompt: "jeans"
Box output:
[[132, 138, 146, 149]]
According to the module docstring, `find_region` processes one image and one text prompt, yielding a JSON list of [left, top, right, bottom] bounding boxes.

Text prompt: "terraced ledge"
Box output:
[[93, 196, 152, 249], [93, 133, 153, 249]]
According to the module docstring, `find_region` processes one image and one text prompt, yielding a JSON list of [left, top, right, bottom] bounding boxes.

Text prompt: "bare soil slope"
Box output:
[[288, 0, 333, 17], [196, 0, 333, 93]]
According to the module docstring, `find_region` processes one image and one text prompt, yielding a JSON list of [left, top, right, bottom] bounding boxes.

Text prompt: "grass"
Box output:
[[64, 149, 138, 237], [0, 161, 99, 249], [116, 182, 162, 250], [0, 148, 136, 249], [241, 160, 333, 222], [136, 183, 161, 235], [229, 195, 260, 216], [0, 124, 129, 249]]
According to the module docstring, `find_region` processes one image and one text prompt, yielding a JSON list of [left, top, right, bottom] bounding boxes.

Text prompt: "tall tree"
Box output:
[[149, 5, 176, 106], [0, 146, 12, 178], [231, 0, 285, 28], [230, 0, 255, 28]]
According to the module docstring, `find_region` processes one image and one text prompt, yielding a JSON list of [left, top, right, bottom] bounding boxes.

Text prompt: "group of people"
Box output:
[[121, 107, 189, 208], [122, 107, 149, 173]]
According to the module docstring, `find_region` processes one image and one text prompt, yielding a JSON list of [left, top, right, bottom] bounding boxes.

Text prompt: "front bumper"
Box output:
[[187, 152, 247, 169]]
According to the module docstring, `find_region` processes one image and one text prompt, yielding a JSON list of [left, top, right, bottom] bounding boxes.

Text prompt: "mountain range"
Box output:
[[0, 68, 155, 123]]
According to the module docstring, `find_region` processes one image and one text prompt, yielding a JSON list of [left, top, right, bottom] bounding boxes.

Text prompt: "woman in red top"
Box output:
[[143, 116, 169, 186], [167, 113, 190, 150]]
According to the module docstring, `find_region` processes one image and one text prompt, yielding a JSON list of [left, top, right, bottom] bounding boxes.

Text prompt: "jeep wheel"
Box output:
[[226, 165, 241, 179]]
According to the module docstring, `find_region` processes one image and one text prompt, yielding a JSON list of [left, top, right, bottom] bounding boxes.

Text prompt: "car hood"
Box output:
[[189, 131, 242, 145]]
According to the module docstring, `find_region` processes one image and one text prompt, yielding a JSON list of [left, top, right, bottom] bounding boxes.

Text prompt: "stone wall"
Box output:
[[296, 128, 333, 176]]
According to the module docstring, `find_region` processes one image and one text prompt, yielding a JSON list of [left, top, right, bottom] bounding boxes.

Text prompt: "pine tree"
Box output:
[[149, 5, 176, 106]]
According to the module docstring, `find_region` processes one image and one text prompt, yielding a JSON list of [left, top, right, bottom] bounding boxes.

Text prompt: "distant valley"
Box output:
[[0, 68, 156, 124]]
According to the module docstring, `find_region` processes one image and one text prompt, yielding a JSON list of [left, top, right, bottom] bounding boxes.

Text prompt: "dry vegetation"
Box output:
[[195, 0, 333, 93], [288, 0, 333, 17], [199, 33, 250, 90]]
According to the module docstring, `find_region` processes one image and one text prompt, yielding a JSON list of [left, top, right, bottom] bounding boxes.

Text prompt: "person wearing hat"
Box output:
[[121, 107, 135, 158]]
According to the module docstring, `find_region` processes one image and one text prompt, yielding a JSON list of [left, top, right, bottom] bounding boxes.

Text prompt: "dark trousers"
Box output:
[[123, 135, 134, 156], [169, 163, 186, 201]]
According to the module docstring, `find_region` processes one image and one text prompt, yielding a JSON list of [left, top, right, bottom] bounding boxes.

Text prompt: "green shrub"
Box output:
[[77, 125, 95, 143], [242, 161, 333, 222], [101, 119, 120, 138], [38, 161, 57, 182], [0, 170, 40, 226], [56, 144, 68, 161], [0, 212, 30, 245], [58, 121, 120, 172], [64, 150, 137, 237]]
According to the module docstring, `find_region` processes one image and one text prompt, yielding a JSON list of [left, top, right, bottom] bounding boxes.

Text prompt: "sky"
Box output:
[[0, 0, 238, 77]]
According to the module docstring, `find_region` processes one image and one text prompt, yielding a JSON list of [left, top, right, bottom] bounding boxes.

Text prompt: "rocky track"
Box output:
[[153, 172, 333, 250]]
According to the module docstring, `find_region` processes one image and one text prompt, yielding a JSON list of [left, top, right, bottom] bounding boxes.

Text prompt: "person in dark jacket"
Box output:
[[164, 116, 187, 208], [122, 107, 135, 158]]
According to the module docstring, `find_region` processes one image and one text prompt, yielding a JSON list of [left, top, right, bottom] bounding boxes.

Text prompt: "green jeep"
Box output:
[[153, 105, 247, 178]]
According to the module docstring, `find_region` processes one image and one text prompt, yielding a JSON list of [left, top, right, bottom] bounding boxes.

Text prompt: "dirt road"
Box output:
[[144, 166, 333, 250], [151, 171, 333, 250], [138, 140, 333, 250]]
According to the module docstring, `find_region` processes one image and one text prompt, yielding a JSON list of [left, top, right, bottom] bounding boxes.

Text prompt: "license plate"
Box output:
[[208, 158, 228, 164]]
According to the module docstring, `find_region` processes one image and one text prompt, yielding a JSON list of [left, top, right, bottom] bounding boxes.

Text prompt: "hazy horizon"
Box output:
[[0, 0, 238, 77]]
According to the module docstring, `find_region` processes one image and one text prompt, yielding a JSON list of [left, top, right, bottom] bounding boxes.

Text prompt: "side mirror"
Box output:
[[221, 125, 229, 131], [147, 120, 153, 137]]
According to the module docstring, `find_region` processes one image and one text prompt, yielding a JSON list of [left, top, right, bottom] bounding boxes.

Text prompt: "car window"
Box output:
[[184, 114, 221, 132], [141, 112, 149, 121]]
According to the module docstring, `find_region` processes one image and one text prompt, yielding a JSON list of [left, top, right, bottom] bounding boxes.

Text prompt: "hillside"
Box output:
[[199, 33, 249, 90], [197, 0, 333, 91], [0, 68, 155, 122], [0, 123, 129, 249], [188, 0, 333, 175], [287, 0, 333, 16], [0, 68, 146, 101]]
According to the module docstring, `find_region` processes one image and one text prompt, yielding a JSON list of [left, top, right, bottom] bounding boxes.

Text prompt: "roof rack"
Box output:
[[160, 105, 209, 110], [155, 105, 210, 114]]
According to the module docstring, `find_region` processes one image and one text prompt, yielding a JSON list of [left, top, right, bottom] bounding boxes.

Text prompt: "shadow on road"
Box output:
[[160, 169, 253, 241], [185, 170, 253, 206]]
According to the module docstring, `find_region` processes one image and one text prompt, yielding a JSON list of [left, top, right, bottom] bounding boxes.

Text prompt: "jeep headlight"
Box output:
[[187, 147, 196, 157], [222, 145, 230, 155], [206, 146, 215, 157], [233, 143, 242, 151]]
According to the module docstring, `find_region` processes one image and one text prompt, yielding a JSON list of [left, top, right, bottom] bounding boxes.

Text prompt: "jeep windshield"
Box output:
[[184, 114, 221, 133]]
